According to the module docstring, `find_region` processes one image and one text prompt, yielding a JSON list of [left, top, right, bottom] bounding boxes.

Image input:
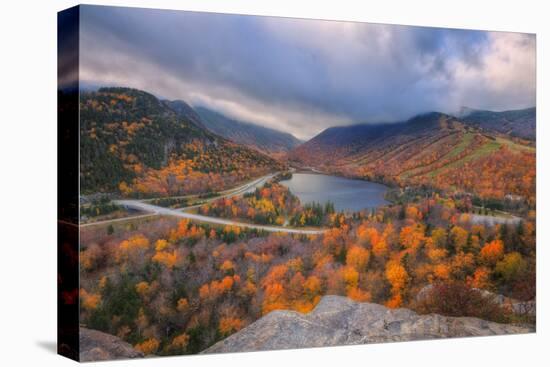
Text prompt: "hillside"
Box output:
[[195, 107, 302, 154], [289, 112, 535, 203], [204, 295, 533, 353], [459, 107, 536, 140], [163, 99, 207, 130], [80, 87, 283, 196]]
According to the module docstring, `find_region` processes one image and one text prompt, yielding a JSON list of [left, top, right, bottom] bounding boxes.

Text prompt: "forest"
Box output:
[[291, 114, 536, 208], [80, 88, 282, 195], [198, 180, 342, 227], [79, 194, 535, 355], [77, 87, 536, 357]]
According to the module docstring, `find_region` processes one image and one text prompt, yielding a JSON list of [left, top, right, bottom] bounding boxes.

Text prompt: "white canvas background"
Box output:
[[0, 0, 547, 365]]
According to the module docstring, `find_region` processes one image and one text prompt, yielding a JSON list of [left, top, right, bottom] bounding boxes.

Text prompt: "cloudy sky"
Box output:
[[79, 5, 536, 140]]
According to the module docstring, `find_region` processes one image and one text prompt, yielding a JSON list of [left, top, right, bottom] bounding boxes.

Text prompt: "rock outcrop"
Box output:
[[80, 328, 144, 362], [204, 296, 533, 354]]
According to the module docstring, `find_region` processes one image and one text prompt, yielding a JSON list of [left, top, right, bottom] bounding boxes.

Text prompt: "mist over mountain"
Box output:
[[458, 107, 535, 140], [195, 107, 302, 154], [80, 6, 536, 138], [163, 99, 208, 130], [291, 107, 535, 166], [290, 112, 452, 166], [289, 109, 535, 201]]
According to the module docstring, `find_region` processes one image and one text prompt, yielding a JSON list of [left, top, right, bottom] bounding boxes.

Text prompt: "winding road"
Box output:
[[83, 172, 326, 235], [115, 199, 324, 235]]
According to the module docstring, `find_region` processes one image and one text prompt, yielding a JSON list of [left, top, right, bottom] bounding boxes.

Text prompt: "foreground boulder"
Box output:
[[80, 327, 144, 362], [204, 295, 533, 354]]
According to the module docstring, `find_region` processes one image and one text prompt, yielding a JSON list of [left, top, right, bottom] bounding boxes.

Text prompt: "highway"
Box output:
[[114, 199, 325, 235], [84, 172, 326, 234]]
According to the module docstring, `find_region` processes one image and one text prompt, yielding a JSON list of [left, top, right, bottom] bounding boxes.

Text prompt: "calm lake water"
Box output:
[[280, 173, 390, 212]]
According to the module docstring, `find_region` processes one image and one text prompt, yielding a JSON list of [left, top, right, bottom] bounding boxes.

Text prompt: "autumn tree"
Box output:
[[480, 239, 505, 265], [399, 224, 425, 253], [346, 246, 370, 271], [495, 252, 527, 283], [385, 261, 408, 308], [449, 226, 469, 252], [135, 338, 160, 355]]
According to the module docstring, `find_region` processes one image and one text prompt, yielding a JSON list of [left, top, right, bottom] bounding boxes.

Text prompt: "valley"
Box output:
[[77, 86, 536, 358], [61, 9, 537, 361], [289, 112, 535, 210], [195, 107, 302, 155]]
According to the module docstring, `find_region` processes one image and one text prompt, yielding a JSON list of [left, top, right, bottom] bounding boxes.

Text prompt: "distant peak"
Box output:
[[407, 111, 448, 125], [457, 106, 478, 118]]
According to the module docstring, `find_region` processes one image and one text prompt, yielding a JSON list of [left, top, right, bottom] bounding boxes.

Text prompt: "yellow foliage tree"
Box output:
[[220, 260, 235, 273], [303, 275, 321, 299], [135, 338, 159, 355], [385, 261, 408, 292], [176, 298, 189, 313], [341, 266, 359, 289], [399, 225, 425, 252], [170, 333, 190, 350], [80, 288, 101, 310], [450, 226, 469, 252], [155, 239, 168, 252], [135, 281, 149, 297], [346, 246, 370, 270], [219, 317, 244, 335], [347, 287, 371, 302], [152, 250, 179, 269]]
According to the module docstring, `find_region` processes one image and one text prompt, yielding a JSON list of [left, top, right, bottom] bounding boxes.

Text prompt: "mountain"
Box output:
[[163, 99, 207, 130], [195, 107, 302, 154], [80, 87, 283, 195], [458, 107, 536, 140], [289, 112, 475, 169], [204, 295, 532, 353], [291, 112, 447, 166], [289, 112, 535, 201]]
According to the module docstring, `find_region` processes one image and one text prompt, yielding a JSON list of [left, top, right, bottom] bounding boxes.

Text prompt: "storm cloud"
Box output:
[[79, 5, 536, 139]]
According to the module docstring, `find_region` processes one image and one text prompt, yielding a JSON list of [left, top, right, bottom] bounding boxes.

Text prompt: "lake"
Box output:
[[280, 173, 390, 212]]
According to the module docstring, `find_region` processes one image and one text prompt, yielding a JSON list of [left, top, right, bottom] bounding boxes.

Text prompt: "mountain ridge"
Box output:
[[457, 106, 535, 140], [195, 106, 302, 154], [289, 111, 535, 202], [163, 99, 208, 130], [79, 87, 283, 195], [289, 112, 453, 166]]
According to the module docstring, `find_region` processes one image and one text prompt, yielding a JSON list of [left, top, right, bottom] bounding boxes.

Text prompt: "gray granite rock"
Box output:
[[80, 327, 144, 362], [204, 295, 533, 354]]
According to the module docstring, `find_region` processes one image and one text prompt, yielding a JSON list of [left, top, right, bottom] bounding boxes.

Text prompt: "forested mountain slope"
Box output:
[[290, 112, 535, 203], [196, 107, 302, 154], [80, 87, 283, 196], [459, 107, 535, 140]]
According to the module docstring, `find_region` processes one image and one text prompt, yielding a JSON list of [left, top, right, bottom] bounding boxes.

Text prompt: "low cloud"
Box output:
[[79, 6, 536, 139]]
